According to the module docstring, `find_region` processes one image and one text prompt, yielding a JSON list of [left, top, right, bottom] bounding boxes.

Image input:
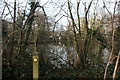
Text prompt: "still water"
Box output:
[[30, 42, 110, 68]]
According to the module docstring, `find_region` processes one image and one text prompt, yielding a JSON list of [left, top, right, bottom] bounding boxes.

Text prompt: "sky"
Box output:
[[0, 0, 119, 30]]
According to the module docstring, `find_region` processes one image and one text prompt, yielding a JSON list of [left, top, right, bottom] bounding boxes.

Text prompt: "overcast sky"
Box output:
[[0, 0, 119, 30]]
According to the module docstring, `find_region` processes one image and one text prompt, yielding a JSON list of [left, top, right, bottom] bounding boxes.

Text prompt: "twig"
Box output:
[[4, 2, 23, 29], [113, 52, 120, 79], [54, 2, 66, 17], [85, 0, 94, 32], [1, 3, 6, 18], [103, 1, 112, 17], [9, 0, 16, 64], [77, 0, 81, 36]]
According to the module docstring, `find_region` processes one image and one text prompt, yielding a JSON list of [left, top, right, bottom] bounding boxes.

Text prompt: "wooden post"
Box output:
[[33, 53, 39, 80]]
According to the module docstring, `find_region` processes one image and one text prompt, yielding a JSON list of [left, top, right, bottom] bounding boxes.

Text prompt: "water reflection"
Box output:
[[35, 43, 110, 68], [36, 43, 77, 68], [102, 48, 110, 63]]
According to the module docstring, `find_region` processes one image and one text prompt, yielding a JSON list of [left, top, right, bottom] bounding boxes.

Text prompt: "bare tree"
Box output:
[[104, 1, 118, 79]]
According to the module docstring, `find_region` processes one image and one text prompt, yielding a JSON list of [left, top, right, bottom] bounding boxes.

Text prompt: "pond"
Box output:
[[35, 42, 78, 68], [31, 42, 111, 78], [34, 42, 110, 66]]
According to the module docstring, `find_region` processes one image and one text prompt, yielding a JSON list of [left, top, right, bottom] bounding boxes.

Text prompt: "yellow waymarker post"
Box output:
[[33, 53, 39, 80]]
